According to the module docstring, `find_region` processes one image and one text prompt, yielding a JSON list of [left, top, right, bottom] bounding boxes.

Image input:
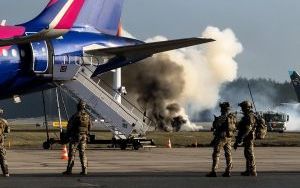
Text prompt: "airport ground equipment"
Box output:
[[42, 56, 154, 150]]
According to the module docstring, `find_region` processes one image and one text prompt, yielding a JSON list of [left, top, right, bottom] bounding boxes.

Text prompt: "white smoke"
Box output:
[[169, 27, 243, 110], [275, 104, 300, 131], [122, 26, 243, 131]]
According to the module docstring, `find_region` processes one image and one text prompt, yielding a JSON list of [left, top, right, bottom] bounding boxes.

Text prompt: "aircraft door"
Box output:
[[31, 41, 49, 73]]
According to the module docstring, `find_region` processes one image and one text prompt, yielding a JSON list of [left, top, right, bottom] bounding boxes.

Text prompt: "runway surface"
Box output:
[[0, 147, 299, 188]]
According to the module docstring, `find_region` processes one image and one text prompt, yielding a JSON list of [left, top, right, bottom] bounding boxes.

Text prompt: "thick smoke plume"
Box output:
[[123, 26, 243, 131]]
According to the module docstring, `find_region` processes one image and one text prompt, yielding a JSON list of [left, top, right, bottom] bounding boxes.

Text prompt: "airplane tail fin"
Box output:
[[72, 0, 125, 36], [21, 0, 85, 30], [289, 70, 300, 102]]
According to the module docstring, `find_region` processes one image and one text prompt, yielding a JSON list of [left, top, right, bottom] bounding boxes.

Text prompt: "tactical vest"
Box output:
[[238, 112, 256, 139], [226, 113, 237, 137], [72, 110, 90, 135]]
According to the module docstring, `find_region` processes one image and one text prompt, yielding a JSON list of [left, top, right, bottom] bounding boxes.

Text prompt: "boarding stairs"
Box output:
[[52, 56, 152, 139]]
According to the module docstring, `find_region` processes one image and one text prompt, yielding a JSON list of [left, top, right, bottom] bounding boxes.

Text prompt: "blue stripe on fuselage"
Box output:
[[20, 0, 68, 30]]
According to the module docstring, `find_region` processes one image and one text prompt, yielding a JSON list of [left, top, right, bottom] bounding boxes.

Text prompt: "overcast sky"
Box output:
[[0, 0, 300, 82]]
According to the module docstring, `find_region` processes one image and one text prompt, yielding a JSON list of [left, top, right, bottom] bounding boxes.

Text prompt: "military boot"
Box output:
[[80, 167, 87, 175], [241, 161, 250, 176], [1, 164, 9, 177], [249, 171, 257, 177], [62, 165, 73, 175], [206, 171, 217, 177], [241, 171, 250, 176], [62, 170, 72, 175], [222, 171, 231, 177]]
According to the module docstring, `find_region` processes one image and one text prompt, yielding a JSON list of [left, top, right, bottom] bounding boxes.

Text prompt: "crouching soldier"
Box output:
[[206, 102, 237, 177], [63, 100, 91, 175]]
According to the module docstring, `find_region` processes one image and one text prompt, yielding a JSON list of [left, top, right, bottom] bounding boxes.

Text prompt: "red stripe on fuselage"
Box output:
[[55, 0, 85, 29], [0, 26, 25, 39], [0, 26, 24, 56]]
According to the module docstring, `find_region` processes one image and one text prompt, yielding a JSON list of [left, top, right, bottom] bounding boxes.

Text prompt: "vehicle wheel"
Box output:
[[279, 130, 284, 133], [120, 142, 127, 150], [133, 143, 141, 150], [43, 141, 51, 150]]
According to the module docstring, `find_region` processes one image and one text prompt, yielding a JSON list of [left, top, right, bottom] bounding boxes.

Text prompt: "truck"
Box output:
[[258, 111, 289, 133]]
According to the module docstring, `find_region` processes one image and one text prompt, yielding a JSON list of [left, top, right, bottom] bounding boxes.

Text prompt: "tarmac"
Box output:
[[0, 147, 299, 188]]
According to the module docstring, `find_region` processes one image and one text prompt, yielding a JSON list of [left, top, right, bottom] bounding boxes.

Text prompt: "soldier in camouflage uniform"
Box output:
[[63, 100, 91, 175], [234, 101, 257, 176], [0, 109, 9, 177], [206, 102, 237, 177]]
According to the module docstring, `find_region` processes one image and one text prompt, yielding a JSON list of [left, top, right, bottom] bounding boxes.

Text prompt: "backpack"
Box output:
[[213, 113, 236, 138], [226, 113, 237, 138], [255, 115, 267, 139]]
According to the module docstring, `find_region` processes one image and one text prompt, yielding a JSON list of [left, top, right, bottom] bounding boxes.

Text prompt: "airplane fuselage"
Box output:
[[0, 31, 142, 99]]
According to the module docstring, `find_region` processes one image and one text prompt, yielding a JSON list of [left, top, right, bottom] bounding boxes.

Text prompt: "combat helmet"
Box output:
[[238, 101, 253, 110], [77, 100, 86, 110], [219, 102, 230, 110]]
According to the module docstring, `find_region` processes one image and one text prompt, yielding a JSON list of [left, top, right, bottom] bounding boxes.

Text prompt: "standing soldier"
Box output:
[[63, 100, 91, 175], [206, 102, 236, 177], [0, 109, 9, 177], [234, 101, 257, 176]]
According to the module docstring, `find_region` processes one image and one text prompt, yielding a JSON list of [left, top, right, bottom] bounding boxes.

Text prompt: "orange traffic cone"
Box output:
[[61, 145, 68, 160], [167, 138, 172, 148]]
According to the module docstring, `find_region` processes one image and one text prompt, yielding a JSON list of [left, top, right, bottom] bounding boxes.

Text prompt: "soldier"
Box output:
[[0, 109, 9, 177], [206, 102, 236, 177], [234, 101, 257, 176], [63, 100, 91, 175]]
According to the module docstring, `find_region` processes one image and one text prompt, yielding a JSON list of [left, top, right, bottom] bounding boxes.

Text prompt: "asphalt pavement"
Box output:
[[0, 147, 299, 188]]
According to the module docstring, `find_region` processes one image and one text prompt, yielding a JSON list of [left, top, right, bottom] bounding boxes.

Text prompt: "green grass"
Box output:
[[3, 131, 300, 149], [147, 132, 300, 147]]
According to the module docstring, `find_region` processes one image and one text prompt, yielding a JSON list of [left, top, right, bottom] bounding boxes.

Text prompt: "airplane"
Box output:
[[289, 70, 300, 102], [0, 0, 214, 100]]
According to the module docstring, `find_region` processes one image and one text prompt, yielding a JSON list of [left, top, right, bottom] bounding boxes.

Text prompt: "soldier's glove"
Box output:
[[233, 142, 238, 150], [4, 126, 10, 134]]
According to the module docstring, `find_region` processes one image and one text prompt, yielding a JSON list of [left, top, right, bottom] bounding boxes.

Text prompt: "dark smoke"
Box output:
[[123, 54, 186, 131]]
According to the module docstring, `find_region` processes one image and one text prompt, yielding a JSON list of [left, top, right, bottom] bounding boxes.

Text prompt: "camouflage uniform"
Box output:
[[0, 110, 9, 177], [207, 102, 236, 177], [63, 101, 91, 175], [234, 101, 257, 176]]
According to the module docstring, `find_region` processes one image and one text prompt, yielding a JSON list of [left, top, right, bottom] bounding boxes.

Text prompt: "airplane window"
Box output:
[[11, 49, 17, 57], [2, 49, 8, 57]]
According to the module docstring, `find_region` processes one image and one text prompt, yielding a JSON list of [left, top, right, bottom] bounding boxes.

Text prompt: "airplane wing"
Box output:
[[85, 37, 214, 56], [84, 37, 215, 77], [0, 26, 66, 46]]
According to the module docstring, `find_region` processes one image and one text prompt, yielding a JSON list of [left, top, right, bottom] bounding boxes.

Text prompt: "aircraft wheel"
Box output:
[[120, 142, 127, 150], [133, 144, 140, 150], [43, 141, 51, 150]]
